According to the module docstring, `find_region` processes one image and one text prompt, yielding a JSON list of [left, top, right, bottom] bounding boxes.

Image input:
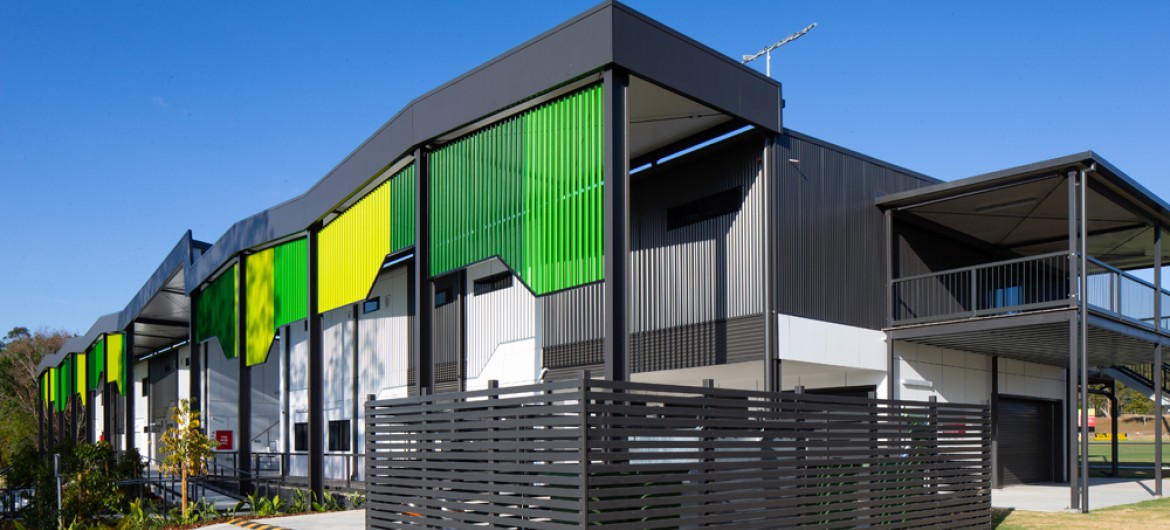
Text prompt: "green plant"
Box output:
[[288, 488, 310, 513], [310, 490, 342, 512], [348, 491, 366, 510], [157, 399, 216, 518], [246, 491, 283, 517]]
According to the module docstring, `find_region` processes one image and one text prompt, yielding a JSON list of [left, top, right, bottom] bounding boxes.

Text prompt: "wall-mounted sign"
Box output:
[[215, 430, 233, 451]]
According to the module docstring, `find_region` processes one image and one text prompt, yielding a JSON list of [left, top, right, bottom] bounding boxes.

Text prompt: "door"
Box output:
[[998, 397, 1060, 485]]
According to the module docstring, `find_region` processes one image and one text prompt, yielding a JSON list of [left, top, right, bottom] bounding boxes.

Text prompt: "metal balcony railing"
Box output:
[[892, 252, 1170, 328], [891, 252, 1071, 325]]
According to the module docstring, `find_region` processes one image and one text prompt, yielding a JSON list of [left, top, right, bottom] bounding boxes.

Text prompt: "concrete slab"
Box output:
[[251, 509, 366, 530], [993, 478, 1169, 512]]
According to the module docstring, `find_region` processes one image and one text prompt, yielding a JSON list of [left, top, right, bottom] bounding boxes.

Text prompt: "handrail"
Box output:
[[1085, 256, 1166, 294], [892, 251, 1070, 283]]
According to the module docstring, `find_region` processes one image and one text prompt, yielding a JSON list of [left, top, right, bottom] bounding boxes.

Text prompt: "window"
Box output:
[[666, 186, 742, 230], [328, 420, 350, 452], [363, 297, 381, 314], [473, 272, 513, 296], [141, 378, 149, 397], [294, 422, 308, 452], [435, 288, 454, 307]]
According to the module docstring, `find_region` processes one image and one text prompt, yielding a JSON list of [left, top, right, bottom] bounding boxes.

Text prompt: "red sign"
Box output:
[[215, 430, 233, 451]]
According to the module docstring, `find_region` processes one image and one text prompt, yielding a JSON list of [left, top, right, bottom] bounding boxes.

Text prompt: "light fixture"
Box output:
[[901, 378, 934, 389]]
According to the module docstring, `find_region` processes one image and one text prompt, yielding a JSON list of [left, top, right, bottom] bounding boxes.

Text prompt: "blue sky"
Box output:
[[2, 1, 1168, 336]]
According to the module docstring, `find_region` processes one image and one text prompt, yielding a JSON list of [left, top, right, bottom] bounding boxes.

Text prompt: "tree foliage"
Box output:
[[0, 326, 72, 465], [158, 399, 215, 516]]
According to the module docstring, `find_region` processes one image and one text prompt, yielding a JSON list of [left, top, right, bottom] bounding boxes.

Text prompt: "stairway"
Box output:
[[1103, 363, 1170, 407]]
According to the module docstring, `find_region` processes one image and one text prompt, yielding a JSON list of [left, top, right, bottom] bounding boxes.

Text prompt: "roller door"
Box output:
[[998, 397, 1059, 485]]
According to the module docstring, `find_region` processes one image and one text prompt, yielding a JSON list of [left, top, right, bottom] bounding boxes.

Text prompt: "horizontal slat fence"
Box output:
[[366, 378, 990, 529]]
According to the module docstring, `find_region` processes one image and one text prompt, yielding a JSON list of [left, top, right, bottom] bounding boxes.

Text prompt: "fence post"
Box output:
[[929, 395, 940, 505], [579, 370, 590, 527], [487, 380, 498, 490]]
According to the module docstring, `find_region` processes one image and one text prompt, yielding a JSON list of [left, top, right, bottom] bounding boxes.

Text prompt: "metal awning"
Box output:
[[878, 152, 1170, 271]]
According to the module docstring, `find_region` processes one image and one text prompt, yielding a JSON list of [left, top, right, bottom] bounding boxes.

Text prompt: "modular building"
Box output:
[[36, 0, 1165, 512]]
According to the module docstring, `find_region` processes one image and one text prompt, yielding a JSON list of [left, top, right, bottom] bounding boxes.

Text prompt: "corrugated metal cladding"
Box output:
[[430, 85, 604, 295], [464, 259, 535, 379], [195, 264, 239, 359], [358, 267, 411, 398], [245, 238, 309, 367], [629, 132, 766, 372], [87, 338, 105, 389], [76, 350, 87, 404], [319, 165, 413, 315], [321, 306, 353, 418], [246, 250, 276, 367], [389, 165, 416, 254], [541, 282, 604, 371], [775, 132, 937, 330], [106, 332, 125, 395], [433, 272, 464, 392]]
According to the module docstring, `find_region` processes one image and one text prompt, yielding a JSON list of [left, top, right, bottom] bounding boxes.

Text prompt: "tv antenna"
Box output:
[[742, 23, 817, 78]]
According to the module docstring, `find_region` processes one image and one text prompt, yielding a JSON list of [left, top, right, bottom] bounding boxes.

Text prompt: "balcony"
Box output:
[[892, 252, 1170, 331]]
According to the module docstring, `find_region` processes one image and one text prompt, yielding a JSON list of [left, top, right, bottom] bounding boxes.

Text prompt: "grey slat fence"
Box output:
[[366, 377, 990, 529]]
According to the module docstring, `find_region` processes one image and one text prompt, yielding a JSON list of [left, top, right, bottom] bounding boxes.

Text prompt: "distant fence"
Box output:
[[365, 378, 990, 529]]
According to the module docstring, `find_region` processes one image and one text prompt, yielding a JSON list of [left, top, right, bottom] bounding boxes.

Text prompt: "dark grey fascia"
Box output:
[[876, 151, 1170, 225], [118, 230, 207, 331], [187, 0, 782, 292], [38, 312, 120, 374]]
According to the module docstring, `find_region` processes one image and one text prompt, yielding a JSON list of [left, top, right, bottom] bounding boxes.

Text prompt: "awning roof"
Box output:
[[878, 152, 1170, 270], [187, 0, 781, 292], [37, 312, 119, 373]]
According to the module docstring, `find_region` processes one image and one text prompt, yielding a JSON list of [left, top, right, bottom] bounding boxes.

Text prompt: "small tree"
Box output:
[[158, 399, 216, 517]]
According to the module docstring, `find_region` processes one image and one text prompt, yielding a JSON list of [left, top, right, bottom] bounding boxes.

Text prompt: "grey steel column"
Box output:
[[1066, 171, 1080, 510], [603, 68, 630, 383], [1079, 168, 1089, 512], [886, 209, 896, 400], [991, 356, 1000, 489], [1155, 224, 1163, 495], [351, 302, 360, 484], [412, 149, 434, 396], [38, 379, 45, 455], [125, 329, 136, 455], [763, 134, 780, 392], [237, 256, 252, 495], [308, 224, 325, 500], [190, 291, 202, 418]]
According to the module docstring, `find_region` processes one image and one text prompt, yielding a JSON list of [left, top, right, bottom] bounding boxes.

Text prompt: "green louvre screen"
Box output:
[[390, 164, 416, 253], [274, 238, 308, 328], [430, 85, 604, 295], [88, 337, 106, 389], [195, 264, 239, 358]]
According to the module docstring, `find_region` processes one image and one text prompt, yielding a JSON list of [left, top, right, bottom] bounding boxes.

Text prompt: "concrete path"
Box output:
[[201, 509, 365, 530], [993, 478, 1169, 512]]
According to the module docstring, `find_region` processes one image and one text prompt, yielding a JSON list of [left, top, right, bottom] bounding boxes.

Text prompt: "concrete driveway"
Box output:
[[993, 478, 1169, 512]]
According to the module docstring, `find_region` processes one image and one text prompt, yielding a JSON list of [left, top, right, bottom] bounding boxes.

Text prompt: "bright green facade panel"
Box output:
[[87, 338, 106, 389], [274, 238, 308, 328], [390, 164, 416, 253], [195, 264, 239, 358], [430, 85, 603, 295]]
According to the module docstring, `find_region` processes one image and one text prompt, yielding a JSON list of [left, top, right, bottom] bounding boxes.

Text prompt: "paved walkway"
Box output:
[[993, 478, 1169, 512], [201, 509, 365, 530]]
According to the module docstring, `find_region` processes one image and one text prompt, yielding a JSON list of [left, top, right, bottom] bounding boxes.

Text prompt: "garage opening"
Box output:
[[997, 396, 1062, 486]]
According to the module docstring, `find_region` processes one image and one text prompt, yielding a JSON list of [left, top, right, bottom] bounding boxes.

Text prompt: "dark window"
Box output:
[[294, 422, 308, 452], [363, 297, 381, 314], [435, 288, 454, 307], [666, 186, 742, 230], [473, 272, 513, 296], [141, 378, 149, 397], [328, 420, 350, 452]]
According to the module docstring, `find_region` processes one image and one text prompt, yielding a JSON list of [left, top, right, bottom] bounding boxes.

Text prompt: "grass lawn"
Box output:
[[994, 496, 1170, 529], [1086, 440, 1167, 464]]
